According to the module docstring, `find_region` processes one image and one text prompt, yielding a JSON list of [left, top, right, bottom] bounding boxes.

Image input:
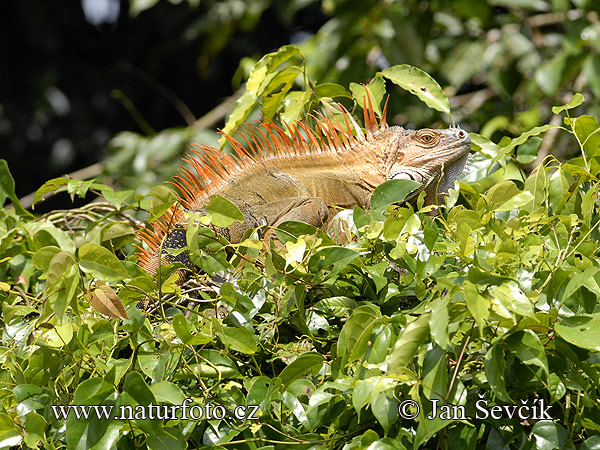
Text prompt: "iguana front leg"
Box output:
[[256, 197, 330, 243]]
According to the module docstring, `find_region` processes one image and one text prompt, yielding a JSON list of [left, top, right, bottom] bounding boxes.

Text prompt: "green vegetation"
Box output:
[[3, 1, 600, 449]]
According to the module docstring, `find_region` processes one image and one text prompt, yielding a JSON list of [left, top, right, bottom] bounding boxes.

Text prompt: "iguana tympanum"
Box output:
[[136, 99, 471, 276]]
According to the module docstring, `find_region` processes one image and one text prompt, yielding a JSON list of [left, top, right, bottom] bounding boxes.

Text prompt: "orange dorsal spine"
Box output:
[[135, 96, 389, 271]]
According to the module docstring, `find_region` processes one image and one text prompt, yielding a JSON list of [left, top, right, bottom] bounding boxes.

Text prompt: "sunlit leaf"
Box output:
[[371, 179, 421, 210], [204, 194, 244, 228], [381, 65, 451, 118], [555, 316, 600, 352], [552, 93, 585, 114], [79, 243, 130, 282], [388, 313, 430, 373]]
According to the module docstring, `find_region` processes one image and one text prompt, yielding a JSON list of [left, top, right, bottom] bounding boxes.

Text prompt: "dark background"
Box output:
[[0, 0, 326, 199]]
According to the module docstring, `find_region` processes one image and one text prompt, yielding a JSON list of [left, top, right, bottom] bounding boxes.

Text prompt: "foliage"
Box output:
[[3, 41, 600, 448]]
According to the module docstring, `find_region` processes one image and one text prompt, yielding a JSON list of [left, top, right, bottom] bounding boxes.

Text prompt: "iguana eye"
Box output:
[[415, 130, 439, 146]]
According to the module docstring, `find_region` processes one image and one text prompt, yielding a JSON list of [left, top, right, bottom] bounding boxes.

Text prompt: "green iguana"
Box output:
[[136, 98, 471, 276]]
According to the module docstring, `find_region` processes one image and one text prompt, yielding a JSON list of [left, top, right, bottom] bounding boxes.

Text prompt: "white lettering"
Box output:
[[475, 394, 488, 419]]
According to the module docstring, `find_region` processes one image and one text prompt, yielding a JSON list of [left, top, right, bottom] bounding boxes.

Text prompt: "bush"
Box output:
[[2, 48, 600, 449]]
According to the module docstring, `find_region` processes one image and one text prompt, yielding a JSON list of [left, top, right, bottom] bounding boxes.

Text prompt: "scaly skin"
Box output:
[[136, 101, 471, 276]]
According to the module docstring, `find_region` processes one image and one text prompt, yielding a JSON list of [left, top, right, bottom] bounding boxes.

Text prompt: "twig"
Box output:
[[191, 87, 244, 130], [120, 62, 197, 126], [111, 89, 156, 135], [15, 90, 244, 210], [529, 114, 563, 169], [446, 328, 472, 401], [450, 88, 496, 123]]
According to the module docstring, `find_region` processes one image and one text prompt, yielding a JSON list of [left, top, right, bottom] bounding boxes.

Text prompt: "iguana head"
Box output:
[[380, 125, 471, 203]]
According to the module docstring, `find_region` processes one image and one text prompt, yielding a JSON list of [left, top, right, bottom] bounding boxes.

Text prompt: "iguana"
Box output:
[[136, 98, 471, 276]]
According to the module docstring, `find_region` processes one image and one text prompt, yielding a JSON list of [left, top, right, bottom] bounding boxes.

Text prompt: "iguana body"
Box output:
[[136, 100, 471, 275]]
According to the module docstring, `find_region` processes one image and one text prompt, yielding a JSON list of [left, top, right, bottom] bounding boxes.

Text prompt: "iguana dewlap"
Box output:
[[136, 101, 471, 276]]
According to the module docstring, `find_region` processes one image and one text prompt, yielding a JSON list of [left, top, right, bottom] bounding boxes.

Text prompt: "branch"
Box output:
[[15, 89, 244, 210]]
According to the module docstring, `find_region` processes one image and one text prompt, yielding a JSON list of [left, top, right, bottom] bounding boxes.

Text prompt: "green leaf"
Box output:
[[220, 45, 301, 145], [65, 378, 119, 450], [531, 421, 570, 450], [262, 67, 302, 119], [101, 187, 133, 207], [352, 380, 375, 415], [32, 178, 69, 206], [523, 166, 547, 211], [484, 344, 510, 402], [281, 90, 311, 124], [414, 413, 452, 449], [78, 243, 130, 282], [388, 313, 430, 373], [23, 411, 47, 448], [368, 324, 392, 364], [421, 347, 448, 402], [182, 350, 241, 379], [494, 124, 559, 164], [548, 166, 572, 213], [555, 316, 600, 352], [219, 90, 258, 147], [32, 246, 63, 272], [579, 436, 600, 450], [246, 45, 301, 95], [0, 417, 22, 449], [337, 304, 381, 368], [47, 267, 79, 321], [447, 424, 477, 450], [463, 282, 489, 335], [147, 429, 186, 450], [219, 326, 258, 354], [205, 194, 244, 227], [350, 75, 386, 117], [574, 115, 600, 158], [516, 136, 542, 164], [279, 353, 324, 388], [381, 65, 451, 118], [491, 282, 534, 317], [150, 185, 177, 221], [120, 371, 162, 435], [308, 246, 359, 273], [563, 267, 600, 300], [505, 330, 549, 377], [276, 220, 318, 239], [172, 314, 212, 345], [0, 159, 32, 216], [45, 251, 76, 286], [66, 179, 95, 200], [314, 83, 351, 99], [371, 391, 398, 435], [313, 296, 358, 317], [122, 371, 156, 405], [547, 373, 566, 403], [371, 179, 422, 210], [552, 93, 584, 114], [149, 381, 186, 405], [29, 222, 76, 252], [429, 297, 449, 350]]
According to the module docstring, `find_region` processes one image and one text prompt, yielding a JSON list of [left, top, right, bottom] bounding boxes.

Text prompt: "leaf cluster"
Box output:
[[3, 53, 600, 450]]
